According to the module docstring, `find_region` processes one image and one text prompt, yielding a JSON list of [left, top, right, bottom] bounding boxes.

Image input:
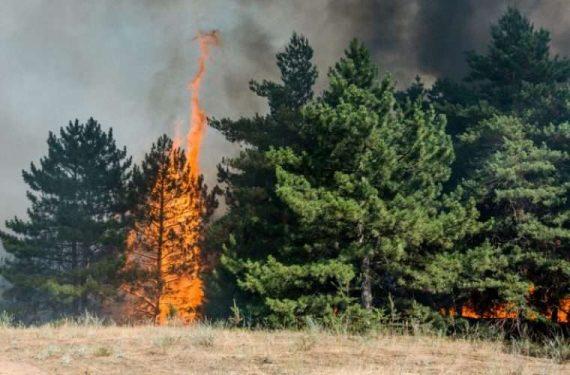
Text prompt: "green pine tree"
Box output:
[[205, 33, 318, 320], [466, 117, 568, 321], [0, 118, 131, 322], [465, 7, 570, 112], [418, 8, 570, 322], [228, 40, 477, 326]]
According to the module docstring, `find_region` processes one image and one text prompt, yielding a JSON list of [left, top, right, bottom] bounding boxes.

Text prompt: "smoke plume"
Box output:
[[0, 0, 569, 230]]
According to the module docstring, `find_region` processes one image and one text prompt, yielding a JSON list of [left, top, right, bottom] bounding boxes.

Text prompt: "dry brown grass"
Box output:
[[0, 322, 567, 374]]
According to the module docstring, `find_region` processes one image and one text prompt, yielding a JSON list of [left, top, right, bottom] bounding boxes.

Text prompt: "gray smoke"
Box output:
[[0, 0, 569, 232], [234, 0, 570, 87], [336, 0, 570, 80]]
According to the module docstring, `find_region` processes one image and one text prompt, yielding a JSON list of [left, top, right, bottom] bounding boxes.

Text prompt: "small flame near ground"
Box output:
[[121, 30, 219, 325], [440, 290, 569, 323]]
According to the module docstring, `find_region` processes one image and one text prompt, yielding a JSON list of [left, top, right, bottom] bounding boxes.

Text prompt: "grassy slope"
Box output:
[[0, 323, 568, 374]]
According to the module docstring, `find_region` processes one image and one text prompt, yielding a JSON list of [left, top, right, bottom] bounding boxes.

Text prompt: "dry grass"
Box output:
[[0, 322, 567, 374]]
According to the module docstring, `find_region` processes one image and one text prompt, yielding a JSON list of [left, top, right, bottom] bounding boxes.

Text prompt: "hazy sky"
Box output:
[[1, 0, 569, 234]]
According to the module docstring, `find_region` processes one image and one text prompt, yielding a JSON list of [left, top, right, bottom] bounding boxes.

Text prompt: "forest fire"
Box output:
[[441, 296, 569, 323], [4, 10, 570, 375], [121, 31, 219, 324]]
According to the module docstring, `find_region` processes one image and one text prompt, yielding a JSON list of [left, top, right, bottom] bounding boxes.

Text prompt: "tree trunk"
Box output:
[[155, 183, 166, 323], [71, 240, 80, 315], [551, 306, 559, 324], [357, 222, 372, 310], [361, 254, 372, 309]]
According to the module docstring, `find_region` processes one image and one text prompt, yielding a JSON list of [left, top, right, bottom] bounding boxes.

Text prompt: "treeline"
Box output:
[[0, 8, 568, 327], [206, 8, 569, 327]]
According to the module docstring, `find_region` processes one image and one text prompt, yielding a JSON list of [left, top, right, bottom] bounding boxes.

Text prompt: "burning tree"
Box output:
[[121, 135, 217, 324], [121, 30, 219, 324]]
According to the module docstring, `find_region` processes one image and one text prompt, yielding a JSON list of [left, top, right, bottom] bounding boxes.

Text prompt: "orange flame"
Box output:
[[121, 30, 219, 325], [187, 30, 220, 176], [558, 298, 570, 323], [155, 158, 204, 324], [122, 152, 204, 324], [441, 293, 569, 323]]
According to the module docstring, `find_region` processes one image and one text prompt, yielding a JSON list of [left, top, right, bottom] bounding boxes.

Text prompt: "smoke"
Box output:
[[355, 0, 570, 80], [233, 0, 570, 87], [0, 0, 569, 230]]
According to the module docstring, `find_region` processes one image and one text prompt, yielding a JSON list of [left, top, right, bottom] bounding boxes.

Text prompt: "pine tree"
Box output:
[[465, 8, 570, 112], [205, 33, 318, 320], [419, 8, 570, 322], [0, 118, 131, 322], [427, 8, 569, 182], [121, 135, 217, 323], [418, 116, 569, 322], [228, 40, 477, 325], [466, 117, 568, 321]]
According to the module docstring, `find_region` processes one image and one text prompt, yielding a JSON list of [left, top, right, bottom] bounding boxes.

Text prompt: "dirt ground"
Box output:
[[0, 360, 45, 375], [0, 324, 567, 374]]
